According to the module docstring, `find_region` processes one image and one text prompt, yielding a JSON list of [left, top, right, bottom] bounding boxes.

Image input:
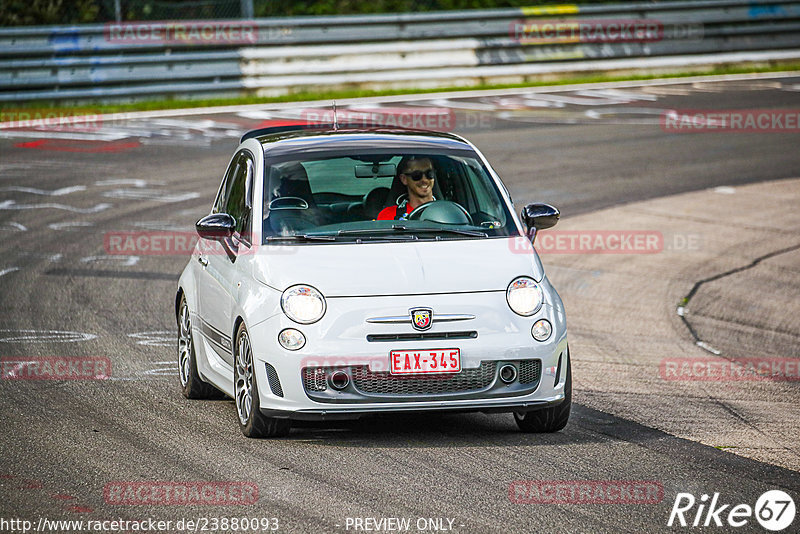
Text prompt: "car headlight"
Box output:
[[506, 277, 544, 316], [281, 285, 326, 324]]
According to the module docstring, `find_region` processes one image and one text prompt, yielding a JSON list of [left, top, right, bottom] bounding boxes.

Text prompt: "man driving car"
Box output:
[[376, 156, 436, 220]]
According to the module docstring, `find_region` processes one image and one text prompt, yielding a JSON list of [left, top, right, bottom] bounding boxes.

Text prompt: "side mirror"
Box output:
[[196, 213, 235, 241], [521, 203, 560, 242]]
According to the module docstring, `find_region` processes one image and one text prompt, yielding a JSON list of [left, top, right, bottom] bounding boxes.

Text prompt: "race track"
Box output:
[[1, 74, 799, 533]]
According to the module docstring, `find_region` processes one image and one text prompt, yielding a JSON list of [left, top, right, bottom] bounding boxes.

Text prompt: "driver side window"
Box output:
[[213, 151, 253, 241], [225, 155, 252, 240], [213, 154, 242, 214]]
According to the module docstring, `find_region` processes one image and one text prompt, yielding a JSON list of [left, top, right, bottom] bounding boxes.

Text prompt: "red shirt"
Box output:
[[376, 203, 412, 220]]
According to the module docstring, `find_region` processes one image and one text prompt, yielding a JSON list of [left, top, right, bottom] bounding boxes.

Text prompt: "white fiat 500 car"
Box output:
[[176, 125, 570, 438]]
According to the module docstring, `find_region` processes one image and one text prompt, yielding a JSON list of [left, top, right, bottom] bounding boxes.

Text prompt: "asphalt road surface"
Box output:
[[1, 74, 799, 533]]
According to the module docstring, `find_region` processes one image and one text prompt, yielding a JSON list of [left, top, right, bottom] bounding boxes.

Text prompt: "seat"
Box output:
[[361, 186, 390, 219], [264, 162, 327, 234]]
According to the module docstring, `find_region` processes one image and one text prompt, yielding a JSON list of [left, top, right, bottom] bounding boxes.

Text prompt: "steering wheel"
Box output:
[[407, 200, 474, 225]]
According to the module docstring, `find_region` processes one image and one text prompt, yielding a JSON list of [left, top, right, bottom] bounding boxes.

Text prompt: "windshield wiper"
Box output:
[[410, 226, 488, 237], [336, 225, 487, 238], [266, 234, 337, 242], [334, 227, 419, 239]]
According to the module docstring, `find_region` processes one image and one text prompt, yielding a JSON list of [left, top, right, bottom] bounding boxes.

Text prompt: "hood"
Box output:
[[252, 236, 543, 297]]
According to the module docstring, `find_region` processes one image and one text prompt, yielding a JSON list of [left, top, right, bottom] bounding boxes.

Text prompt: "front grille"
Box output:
[[265, 362, 284, 397], [301, 359, 542, 401], [518, 359, 542, 385], [350, 362, 496, 395], [367, 331, 477, 342]]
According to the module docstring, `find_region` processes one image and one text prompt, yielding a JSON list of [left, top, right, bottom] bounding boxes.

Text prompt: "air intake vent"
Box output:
[[519, 359, 542, 385], [265, 362, 284, 397]]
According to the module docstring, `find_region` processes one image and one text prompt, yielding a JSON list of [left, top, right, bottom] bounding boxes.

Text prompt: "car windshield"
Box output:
[[262, 148, 518, 244]]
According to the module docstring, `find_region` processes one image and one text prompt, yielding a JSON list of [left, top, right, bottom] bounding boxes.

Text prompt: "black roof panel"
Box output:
[[240, 125, 473, 156]]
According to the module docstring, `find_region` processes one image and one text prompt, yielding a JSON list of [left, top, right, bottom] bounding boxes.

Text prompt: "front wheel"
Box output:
[[234, 324, 290, 438], [178, 295, 221, 399], [514, 350, 571, 433]]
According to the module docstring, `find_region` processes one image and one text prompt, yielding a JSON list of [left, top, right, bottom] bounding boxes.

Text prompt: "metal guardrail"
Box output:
[[1, 0, 799, 103]]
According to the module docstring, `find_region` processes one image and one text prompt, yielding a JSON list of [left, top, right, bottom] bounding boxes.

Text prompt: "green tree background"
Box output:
[[1, 0, 613, 26]]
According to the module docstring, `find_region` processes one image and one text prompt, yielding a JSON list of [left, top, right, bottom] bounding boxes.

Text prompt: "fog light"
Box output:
[[531, 319, 552, 342], [499, 364, 517, 384], [278, 328, 305, 350], [329, 370, 350, 390]]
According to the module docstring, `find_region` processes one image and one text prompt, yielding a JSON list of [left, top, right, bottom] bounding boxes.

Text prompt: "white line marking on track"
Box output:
[[14, 253, 63, 263], [574, 88, 659, 102], [236, 111, 273, 119], [0, 185, 86, 196], [48, 221, 94, 230], [94, 179, 154, 187], [696, 341, 722, 355], [517, 93, 632, 106], [427, 98, 497, 111], [141, 360, 179, 377], [0, 267, 20, 278], [714, 186, 736, 194], [81, 255, 140, 267], [128, 331, 172, 347], [0, 329, 97, 343], [132, 221, 190, 231], [0, 200, 111, 213], [142, 367, 178, 377], [691, 80, 783, 92], [0, 222, 27, 231], [639, 85, 694, 96], [102, 189, 200, 203], [0, 130, 129, 141]]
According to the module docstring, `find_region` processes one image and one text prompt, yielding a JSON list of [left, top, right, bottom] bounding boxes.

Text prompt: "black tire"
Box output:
[[177, 295, 222, 399], [514, 350, 571, 433], [234, 323, 290, 438]]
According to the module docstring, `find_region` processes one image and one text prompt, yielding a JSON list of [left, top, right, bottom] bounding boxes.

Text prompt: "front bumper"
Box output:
[[259, 395, 566, 421], [249, 286, 568, 419]]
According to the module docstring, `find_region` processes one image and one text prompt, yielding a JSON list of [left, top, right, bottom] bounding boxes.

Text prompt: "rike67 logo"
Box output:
[[668, 490, 796, 531]]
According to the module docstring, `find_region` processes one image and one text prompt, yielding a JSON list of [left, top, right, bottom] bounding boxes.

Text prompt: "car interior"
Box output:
[[263, 154, 507, 236]]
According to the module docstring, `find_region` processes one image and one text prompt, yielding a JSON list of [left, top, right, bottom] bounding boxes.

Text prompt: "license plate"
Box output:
[[389, 349, 461, 375]]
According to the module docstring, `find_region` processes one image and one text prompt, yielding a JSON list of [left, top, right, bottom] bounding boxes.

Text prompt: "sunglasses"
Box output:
[[403, 169, 436, 181]]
